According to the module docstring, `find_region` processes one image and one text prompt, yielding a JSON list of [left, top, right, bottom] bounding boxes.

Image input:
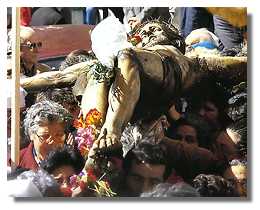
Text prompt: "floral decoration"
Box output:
[[69, 169, 117, 197], [73, 108, 103, 159], [128, 34, 142, 46]]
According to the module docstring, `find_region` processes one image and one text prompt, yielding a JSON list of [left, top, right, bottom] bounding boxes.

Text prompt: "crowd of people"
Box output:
[[7, 7, 247, 198]]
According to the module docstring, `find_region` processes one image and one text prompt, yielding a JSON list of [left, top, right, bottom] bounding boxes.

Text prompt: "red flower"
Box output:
[[133, 35, 142, 43], [130, 35, 142, 46], [60, 186, 72, 197], [79, 180, 86, 190], [87, 168, 97, 182]]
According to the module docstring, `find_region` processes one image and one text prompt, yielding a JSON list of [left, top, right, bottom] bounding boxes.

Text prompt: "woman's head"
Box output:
[[187, 78, 232, 130], [23, 100, 73, 160]]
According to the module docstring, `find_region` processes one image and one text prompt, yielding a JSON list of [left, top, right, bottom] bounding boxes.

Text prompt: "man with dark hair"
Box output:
[[122, 142, 170, 196], [120, 131, 226, 197]]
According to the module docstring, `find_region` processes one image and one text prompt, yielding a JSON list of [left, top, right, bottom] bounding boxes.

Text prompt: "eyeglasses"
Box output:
[[21, 41, 42, 50], [35, 132, 66, 144]]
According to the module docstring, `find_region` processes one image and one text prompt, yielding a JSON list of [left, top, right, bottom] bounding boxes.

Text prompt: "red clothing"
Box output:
[[20, 7, 32, 26], [166, 170, 184, 184], [18, 142, 39, 171]]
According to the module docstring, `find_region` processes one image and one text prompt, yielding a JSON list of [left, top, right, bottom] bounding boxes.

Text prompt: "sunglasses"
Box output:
[[21, 41, 42, 50]]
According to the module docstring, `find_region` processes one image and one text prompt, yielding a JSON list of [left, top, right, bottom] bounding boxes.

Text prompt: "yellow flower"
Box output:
[[86, 109, 102, 127]]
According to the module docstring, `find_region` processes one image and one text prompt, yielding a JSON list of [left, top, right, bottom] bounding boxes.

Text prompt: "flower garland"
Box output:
[[69, 168, 117, 197], [60, 168, 116, 197], [73, 108, 103, 159]]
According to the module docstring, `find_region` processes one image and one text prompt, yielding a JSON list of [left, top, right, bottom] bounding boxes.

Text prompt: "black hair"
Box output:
[[59, 49, 96, 71], [40, 145, 85, 175], [192, 174, 239, 197], [123, 141, 171, 179], [166, 113, 212, 148], [186, 77, 233, 128], [140, 182, 200, 197]]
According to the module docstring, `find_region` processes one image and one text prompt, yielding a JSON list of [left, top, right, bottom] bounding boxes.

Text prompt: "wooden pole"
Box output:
[[11, 7, 20, 171]]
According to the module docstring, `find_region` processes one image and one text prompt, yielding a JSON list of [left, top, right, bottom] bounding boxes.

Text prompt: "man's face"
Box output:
[[30, 121, 66, 161], [126, 160, 165, 196], [136, 22, 167, 48], [20, 31, 41, 66], [176, 125, 198, 146]]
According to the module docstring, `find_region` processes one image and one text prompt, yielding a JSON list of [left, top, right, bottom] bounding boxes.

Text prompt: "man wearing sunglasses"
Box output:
[[8, 26, 51, 78]]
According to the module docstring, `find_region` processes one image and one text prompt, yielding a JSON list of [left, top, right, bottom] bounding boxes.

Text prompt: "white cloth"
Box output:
[[7, 179, 43, 197], [185, 28, 219, 46], [7, 79, 27, 109], [91, 15, 132, 68]]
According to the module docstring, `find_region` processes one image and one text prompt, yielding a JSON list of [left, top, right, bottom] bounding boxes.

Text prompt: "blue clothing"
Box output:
[[191, 41, 217, 49], [83, 7, 99, 25]]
